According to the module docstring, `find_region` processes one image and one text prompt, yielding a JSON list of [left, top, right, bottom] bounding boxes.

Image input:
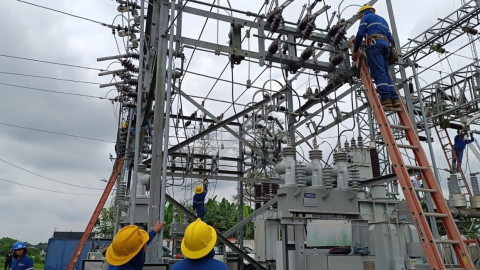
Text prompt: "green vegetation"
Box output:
[[0, 237, 47, 270]]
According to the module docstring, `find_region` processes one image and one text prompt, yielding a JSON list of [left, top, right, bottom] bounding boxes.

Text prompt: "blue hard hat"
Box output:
[[13, 242, 26, 250], [417, 174, 422, 178]]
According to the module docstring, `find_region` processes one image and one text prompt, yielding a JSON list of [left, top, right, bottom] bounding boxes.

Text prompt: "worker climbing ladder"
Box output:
[[349, 37, 474, 269], [66, 158, 125, 270], [434, 126, 473, 197]]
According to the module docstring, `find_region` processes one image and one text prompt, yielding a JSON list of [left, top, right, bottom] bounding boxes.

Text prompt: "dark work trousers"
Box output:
[[366, 42, 399, 101]]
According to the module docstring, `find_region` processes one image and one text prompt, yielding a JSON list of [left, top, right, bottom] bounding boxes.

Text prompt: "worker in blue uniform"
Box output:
[[10, 242, 33, 270], [352, 5, 401, 108], [193, 179, 209, 221], [452, 130, 474, 171], [106, 221, 166, 270], [171, 219, 228, 270]]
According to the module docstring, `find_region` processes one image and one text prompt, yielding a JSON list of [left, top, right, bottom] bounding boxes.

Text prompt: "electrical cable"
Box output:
[[0, 71, 103, 85], [0, 157, 105, 190], [0, 82, 109, 100], [0, 177, 100, 196], [15, 0, 110, 26], [0, 54, 104, 71], [0, 122, 116, 143]]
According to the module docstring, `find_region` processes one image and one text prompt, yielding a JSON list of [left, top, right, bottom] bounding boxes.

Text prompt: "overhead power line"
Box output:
[[15, 0, 109, 26], [0, 122, 116, 143], [0, 177, 101, 196], [0, 54, 104, 71], [0, 82, 108, 100], [0, 157, 104, 190], [0, 71, 103, 85]]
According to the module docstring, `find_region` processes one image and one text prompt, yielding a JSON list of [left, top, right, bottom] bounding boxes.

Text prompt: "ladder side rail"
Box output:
[[435, 127, 454, 171], [351, 46, 445, 269], [397, 105, 474, 269], [66, 158, 125, 270], [445, 130, 473, 196]]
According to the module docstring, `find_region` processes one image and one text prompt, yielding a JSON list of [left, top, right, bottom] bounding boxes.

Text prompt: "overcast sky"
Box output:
[[0, 0, 478, 244]]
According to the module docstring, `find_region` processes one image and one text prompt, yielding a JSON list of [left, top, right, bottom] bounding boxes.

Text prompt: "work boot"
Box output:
[[392, 99, 402, 108], [381, 98, 393, 107]]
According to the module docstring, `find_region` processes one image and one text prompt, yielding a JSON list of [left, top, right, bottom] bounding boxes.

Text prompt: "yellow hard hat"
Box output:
[[106, 225, 149, 266], [121, 122, 127, 129], [181, 218, 217, 259], [195, 185, 204, 194], [358, 5, 376, 14]]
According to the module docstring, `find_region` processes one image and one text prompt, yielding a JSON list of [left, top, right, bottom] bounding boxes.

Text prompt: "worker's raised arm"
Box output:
[[354, 16, 368, 52], [469, 132, 475, 143], [202, 179, 209, 196]]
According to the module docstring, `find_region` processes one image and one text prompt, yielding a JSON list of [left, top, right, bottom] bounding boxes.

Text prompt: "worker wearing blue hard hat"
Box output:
[[10, 242, 33, 270], [352, 5, 400, 108]]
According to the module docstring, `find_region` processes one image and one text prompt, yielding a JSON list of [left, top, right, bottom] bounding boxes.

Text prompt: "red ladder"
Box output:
[[67, 157, 124, 270], [349, 38, 474, 270], [434, 126, 472, 197]]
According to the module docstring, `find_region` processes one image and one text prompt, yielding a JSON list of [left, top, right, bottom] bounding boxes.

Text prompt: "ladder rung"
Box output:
[[424, 212, 448, 218], [406, 165, 428, 171], [383, 107, 403, 112], [435, 239, 460, 245], [397, 144, 419, 150], [390, 124, 410, 130], [414, 188, 437, 193]]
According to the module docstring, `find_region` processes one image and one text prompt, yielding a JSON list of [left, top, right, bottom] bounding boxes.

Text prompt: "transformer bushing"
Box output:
[[449, 174, 467, 207], [349, 167, 362, 193], [296, 164, 307, 184], [306, 149, 323, 186], [323, 165, 334, 189], [470, 174, 480, 208], [276, 146, 296, 186], [333, 151, 349, 188], [357, 136, 364, 148]]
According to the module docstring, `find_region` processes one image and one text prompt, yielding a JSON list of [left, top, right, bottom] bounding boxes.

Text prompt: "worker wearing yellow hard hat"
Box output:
[[106, 221, 166, 270], [171, 219, 228, 270], [357, 5, 376, 17], [192, 179, 209, 221], [353, 4, 401, 108]]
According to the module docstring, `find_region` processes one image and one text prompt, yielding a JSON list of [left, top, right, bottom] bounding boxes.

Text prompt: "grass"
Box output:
[[34, 263, 44, 269]]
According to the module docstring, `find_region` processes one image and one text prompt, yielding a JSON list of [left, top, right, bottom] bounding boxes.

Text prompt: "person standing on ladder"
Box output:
[[352, 5, 401, 108], [193, 179, 209, 221], [453, 130, 474, 171]]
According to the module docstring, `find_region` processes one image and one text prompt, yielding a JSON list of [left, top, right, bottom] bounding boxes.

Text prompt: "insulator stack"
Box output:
[[349, 167, 361, 190], [431, 43, 446, 54], [296, 164, 307, 183], [254, 183, 262, 210], [471, 174, 480, 196], [344, 141, 350, 152], [129, 53, 140, 59], [357, 136, 364, 148], [323, 165, 335, 189], [448, 174, 462, 195], [301, 21, 315, 40], [270, 14, 283, 33], [301, 46, 314, 60], [121, 59, 138, 72], [333, 28, 346, 47], [333, 152, 348, 163], [330, 54, 344, 66], [268, 39, 280, 54], [262, 183, 270, 204], [462, 26, 478, 35], [370, 147, 381, 178], [328, 25, 340, 37], [271, 183, 279, 208], [351, 138, 357, 148], [127, 79, 139, 86]]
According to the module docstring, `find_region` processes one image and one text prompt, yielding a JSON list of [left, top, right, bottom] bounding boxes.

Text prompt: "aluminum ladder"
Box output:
[[434, 126, 472, 197], [349, 37, 474, 270]]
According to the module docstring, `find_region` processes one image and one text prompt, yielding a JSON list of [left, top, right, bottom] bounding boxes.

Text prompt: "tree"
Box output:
[[94, 206, 115, 238]]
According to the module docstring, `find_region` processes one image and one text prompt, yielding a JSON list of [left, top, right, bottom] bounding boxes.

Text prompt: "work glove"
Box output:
[[470, 132, 474, 137]]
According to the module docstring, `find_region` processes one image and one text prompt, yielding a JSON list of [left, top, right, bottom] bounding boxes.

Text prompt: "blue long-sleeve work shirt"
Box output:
[[454, 135, 474, 151], [354, 10, 395, 52], [193, 184, 208, 213]]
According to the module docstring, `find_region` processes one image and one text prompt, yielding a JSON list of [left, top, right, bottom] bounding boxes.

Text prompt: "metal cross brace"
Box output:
[[165, 194, 267, 270], [178, 89, 276, 165]]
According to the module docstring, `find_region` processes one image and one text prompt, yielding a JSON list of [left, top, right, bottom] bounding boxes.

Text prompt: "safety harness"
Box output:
[[365, 33, 399, 65]]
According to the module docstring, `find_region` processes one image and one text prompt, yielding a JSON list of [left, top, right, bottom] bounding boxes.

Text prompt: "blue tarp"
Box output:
[[44, 238, 111, 270]]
